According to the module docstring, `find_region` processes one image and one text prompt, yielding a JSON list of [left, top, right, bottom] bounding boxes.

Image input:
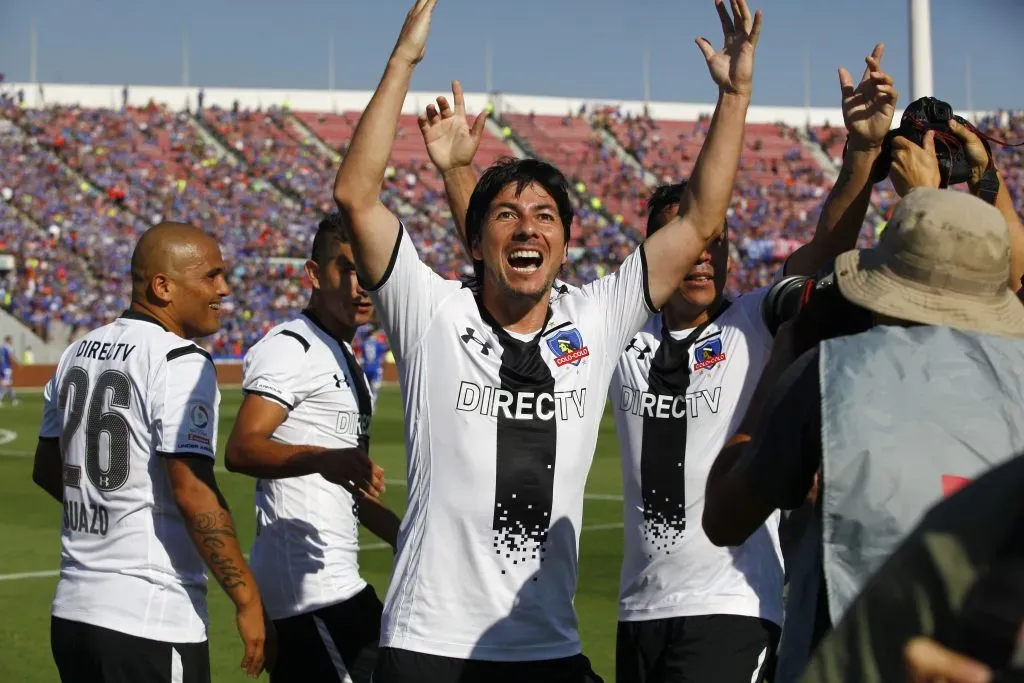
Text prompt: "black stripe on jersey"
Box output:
[[639, 246, 658, 313], [480, 304, 557, 576], [361, 222, 404, 292], [166, 345, 213, 364], [339, 342, 372, 451], [277, 329, 311, 353], [39, 436, 59, 443], [243, 389, 295, 411], [638, 303, 731, 555]]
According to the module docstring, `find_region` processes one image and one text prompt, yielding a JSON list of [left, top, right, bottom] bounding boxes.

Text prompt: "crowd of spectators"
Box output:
[[2, 89, 1021, 359]]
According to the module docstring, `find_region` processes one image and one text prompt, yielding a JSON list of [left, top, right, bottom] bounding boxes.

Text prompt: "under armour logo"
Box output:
[[626, 338, 652, 360], [333, 373, 348, 388], [460, 327, 493, 355]]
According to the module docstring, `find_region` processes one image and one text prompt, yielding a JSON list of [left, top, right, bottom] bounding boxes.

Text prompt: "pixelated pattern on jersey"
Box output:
[[638, 326, 714, 558], [491, 329, 557, 579]]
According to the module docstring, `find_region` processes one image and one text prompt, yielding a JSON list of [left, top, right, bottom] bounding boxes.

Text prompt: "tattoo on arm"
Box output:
[[192, 510, 247, 591]]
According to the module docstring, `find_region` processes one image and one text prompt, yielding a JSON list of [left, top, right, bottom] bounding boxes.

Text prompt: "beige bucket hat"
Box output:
[[834, 187, 1024, 338]]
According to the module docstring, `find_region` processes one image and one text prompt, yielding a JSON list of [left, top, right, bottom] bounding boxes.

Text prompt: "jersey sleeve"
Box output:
[[578, 245, 658, 361], [366, 222, 455, 362], [153, 345, 220, 460], [241, 332, 311, 410], [39, 372, 62, 440]]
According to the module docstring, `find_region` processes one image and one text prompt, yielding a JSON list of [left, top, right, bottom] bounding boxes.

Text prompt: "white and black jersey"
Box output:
[[611, 288, 785, 626], [242, 312, 375, 621], [367, 224, 657, 662], [39, 310, 220, 643]]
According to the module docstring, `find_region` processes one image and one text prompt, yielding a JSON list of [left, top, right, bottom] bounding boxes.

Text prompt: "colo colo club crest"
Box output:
[[547, 328, 590, 367]]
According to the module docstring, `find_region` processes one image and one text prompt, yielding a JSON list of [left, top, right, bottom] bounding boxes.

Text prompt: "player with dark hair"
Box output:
[[225, 212, 397, 683], [32, 221, 272, 682], [335, 0, 761, 680], [421, 34, 905, 683], [604, 43, 902, 683]]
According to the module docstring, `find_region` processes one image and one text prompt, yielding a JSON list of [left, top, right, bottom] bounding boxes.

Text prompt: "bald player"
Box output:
[[32, 222, 273, 683]]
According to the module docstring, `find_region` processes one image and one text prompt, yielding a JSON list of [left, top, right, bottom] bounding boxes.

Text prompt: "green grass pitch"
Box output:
[[0, 386, 629, 680]]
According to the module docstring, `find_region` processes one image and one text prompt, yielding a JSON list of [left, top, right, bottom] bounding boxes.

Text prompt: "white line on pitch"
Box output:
[[0, 523, 622, 583], [0, 452, 624, 502]]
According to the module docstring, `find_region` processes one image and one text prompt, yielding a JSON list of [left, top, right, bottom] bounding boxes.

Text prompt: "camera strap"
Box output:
[[977, 167, 1001, 205]]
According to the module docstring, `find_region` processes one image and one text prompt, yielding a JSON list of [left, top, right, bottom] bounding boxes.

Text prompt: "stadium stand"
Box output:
[[2, 86, 1022, 361]]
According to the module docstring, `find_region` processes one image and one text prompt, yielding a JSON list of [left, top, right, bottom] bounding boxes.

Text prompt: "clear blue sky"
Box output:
[[1, 0, 1022, 110]]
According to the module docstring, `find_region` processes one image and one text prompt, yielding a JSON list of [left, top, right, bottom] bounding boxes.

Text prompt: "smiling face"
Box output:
[[471, 181, 569, 303], [169, 236, 231, 339]]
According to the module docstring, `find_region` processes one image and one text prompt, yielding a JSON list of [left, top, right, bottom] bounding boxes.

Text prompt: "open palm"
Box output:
[[697, 0, 763, 97], [418, 80, 488, 172], [840, 43, 899, 147]]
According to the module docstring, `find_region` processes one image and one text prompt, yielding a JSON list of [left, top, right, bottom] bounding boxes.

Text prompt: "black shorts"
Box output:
[[616, 614, 780, 683], [51, 616, 210, 683], [374, 647, 604, 683], [270, 584, 383, 683]]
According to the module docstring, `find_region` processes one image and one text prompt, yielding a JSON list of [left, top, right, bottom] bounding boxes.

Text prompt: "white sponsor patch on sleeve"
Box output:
[[176, 400, 214, 454]]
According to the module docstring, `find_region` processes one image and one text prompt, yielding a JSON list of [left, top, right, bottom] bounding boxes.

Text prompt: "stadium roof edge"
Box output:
[[1, 82, 991, 127]]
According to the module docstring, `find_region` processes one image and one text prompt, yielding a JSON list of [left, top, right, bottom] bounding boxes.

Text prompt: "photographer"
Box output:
[[702, 188, 1024, 682], [888, 116, 1024, 293], [798, 451, 1024, 683]]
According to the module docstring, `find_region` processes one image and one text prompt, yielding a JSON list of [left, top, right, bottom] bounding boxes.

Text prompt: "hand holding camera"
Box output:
[[889, 130, 941, 197]]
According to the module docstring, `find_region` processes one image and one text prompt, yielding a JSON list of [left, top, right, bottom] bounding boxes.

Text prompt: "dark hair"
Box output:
[[465, 158, 575, 257], [646, 182, 688, 237], [646, 182, 729, 240], [311, 213, 350, 264]]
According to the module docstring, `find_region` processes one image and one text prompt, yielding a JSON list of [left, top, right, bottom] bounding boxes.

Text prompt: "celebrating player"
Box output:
[[31, 222, 272, 682], [422, 26, 902, 683], [608, 43, 901, 683], [333, 0, 759, 680], [225, 213, 398, 683]]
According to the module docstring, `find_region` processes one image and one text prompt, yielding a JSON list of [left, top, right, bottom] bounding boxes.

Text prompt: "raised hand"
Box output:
[[418, 80, 489, 173], [696, 0, 763, 97], [391, 0, 438, 67], [839, 44, 899, 150]]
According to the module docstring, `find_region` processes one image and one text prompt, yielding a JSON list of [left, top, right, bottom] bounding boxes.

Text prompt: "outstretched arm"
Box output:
[[334, 0, 438, 288], [418, 79, 488, 257], [642, 0, 762, 309], [786, 43, 898, 277]]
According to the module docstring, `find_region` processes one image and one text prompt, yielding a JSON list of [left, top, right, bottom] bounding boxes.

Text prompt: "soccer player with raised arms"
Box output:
[[32, 222, 272, 682], [333, 0, 760, 680]]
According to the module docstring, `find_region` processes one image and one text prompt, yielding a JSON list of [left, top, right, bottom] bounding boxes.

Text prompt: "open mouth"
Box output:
[[507, 248, 544, 274], [209, 302, 222, 312], [684, 272, 714, 284]]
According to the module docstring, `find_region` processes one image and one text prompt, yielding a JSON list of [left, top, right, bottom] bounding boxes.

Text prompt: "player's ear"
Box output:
[[150, 273, 173, 304], [304, 259, 321, 291], [561, 244, 568, 266], [469, 233, 485, 263]]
